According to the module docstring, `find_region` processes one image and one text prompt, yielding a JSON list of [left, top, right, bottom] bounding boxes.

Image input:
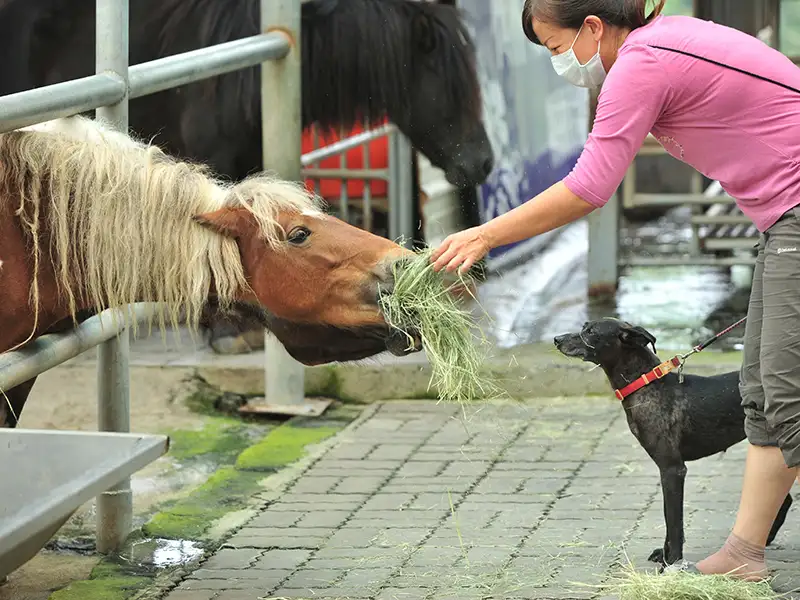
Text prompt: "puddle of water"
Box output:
[[124, 538, 204, 569], [479, 206, 751, 352]]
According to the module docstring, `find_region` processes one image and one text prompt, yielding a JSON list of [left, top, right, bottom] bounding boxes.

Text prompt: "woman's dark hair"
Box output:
[[521, 0, 666, 44]]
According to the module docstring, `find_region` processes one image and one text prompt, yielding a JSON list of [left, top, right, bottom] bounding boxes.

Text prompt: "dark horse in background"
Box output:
[[0, 0, 494, 355]]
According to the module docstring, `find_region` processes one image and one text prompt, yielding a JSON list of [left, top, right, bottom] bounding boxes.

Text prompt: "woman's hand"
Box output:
[[429, 182, 596, 274], [431, 225, 492, 274]]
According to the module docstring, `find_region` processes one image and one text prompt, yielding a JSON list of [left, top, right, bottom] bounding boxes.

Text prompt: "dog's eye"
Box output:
[[287, 226, 311, 245]]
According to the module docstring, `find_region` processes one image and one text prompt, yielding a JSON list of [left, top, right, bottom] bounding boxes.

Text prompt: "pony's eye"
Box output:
[[287, 226, 311, 245]]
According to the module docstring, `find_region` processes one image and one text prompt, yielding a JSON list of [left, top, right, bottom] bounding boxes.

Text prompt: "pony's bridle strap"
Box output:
[[614, 356, 682, 401]]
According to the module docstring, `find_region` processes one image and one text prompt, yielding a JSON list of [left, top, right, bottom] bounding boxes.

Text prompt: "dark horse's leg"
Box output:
[[0, 377, 37, 428], [201, 307, 266, 354]]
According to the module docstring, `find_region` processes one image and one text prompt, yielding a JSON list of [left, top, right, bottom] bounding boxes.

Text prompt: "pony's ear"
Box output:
[[193, 208, 246, 238], [412, 12, 437, 54]]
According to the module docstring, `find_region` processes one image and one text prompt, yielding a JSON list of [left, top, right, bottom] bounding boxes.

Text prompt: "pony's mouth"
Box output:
[[209, 302, 424, 366], [385, 327, 423, 357], [282, 325, 423, 366], [282, 326, 422, 366]]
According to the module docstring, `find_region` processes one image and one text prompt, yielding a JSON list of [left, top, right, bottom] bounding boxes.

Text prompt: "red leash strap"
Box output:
[[614, 356, 683, 401]]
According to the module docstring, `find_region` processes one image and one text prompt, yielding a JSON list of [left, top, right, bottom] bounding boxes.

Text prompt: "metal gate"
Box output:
[[0, 0, 305, 553]]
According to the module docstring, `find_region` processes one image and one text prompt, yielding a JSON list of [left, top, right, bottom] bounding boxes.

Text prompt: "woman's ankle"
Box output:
[[696, 532, 767, 581]]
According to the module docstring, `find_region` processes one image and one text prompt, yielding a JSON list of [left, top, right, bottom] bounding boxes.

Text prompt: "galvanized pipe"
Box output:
[[95, 0, 132, 554], [387, 129, 414, 245], [0, 305, 159, 391], [387, 130, 401, 242], [301, 168, 389, 179], [395, 131, 415, 247], [301, 124, 396, 166], [0, 74, 126, 133], [310, 125, 320, 195], [261, 0, 306, 406], [0, 34, 289, 133], [621, 256, 756, 267], [339, 127, 350, 223], [361, 117, 374, 232], [129, 33, 289, 99]]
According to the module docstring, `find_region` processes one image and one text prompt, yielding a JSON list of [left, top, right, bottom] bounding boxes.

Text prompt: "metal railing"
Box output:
[[0, 0, 302, 552], [300, 123, 415, 243]]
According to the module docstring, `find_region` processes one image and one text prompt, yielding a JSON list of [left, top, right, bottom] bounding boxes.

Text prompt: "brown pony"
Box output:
[[0, 116, 421, 425]]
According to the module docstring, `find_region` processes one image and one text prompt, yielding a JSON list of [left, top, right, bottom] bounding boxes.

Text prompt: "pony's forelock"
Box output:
[[0, 115, 320, 336]]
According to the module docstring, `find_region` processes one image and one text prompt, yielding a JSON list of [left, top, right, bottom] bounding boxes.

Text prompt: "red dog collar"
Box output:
[[614, 356, 683, 401]]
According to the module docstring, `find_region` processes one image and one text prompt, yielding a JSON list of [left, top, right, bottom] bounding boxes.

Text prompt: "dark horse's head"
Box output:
[[302, 0, 494, 187]]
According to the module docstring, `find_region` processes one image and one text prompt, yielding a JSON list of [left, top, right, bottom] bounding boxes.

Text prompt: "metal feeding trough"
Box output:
[[0, 429, 169, 580]]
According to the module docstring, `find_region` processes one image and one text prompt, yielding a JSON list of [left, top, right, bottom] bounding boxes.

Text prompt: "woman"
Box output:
[[431, 0, 800, 581]]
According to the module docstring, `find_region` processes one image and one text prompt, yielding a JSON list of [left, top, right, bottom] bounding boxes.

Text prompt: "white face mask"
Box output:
[[550, 23, 607, 89]]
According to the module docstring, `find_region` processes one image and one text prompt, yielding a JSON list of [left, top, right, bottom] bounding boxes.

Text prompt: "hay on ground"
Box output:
[[604, 562, 782, 600], [378, 249, 501, 404]]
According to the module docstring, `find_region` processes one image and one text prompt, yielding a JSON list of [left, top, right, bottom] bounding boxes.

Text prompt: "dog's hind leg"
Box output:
[[652, 462, 688, 567], [766, 492, 792, 546]]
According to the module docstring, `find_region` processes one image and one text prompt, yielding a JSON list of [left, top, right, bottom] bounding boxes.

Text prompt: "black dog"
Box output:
[[553, 318, 793, 567]]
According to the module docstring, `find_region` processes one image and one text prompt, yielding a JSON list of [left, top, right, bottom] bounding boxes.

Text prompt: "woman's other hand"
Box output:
[[431, 225, 492, 274]]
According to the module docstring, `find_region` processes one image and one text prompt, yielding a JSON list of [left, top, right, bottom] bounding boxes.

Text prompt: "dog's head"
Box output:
[[554, 318, 657, 366]]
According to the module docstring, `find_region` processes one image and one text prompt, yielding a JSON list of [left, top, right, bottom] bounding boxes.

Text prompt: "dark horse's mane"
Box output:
[[149, 0, 481, 133]]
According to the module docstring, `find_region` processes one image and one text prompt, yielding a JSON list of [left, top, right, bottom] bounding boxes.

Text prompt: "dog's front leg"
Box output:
[[767, 492, 793, 546], [657, 462, 687, 567]]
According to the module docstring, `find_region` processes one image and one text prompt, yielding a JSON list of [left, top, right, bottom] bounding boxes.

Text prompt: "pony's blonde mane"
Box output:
[[0, 115, 322, 339]]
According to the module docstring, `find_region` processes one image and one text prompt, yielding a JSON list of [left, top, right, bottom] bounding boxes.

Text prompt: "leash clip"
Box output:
[[676, 346, 700, 384]]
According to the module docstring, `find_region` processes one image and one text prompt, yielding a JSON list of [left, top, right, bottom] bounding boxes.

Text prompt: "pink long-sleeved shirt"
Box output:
[[562, 15, 800, 232]]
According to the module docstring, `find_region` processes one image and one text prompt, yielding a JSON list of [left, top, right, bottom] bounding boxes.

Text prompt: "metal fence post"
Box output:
[[95, 0, 132, 553], [587, 192, 619, 298], [257, 0, 330, 417], [388, 130, 415, 247]]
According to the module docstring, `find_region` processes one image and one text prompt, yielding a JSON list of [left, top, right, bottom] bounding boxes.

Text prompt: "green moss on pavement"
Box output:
[[143, 422, 342, 540], [236, 425, 339, 472], [166, 418, 250, 462], [48, 561, 148, 600], [143, 466, 262, 539]]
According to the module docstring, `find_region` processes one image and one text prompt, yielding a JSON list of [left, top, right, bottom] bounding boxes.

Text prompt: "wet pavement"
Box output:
[[163, 398, 800, 600]]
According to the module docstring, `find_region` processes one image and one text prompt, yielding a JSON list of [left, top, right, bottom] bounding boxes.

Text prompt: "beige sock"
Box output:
[[696, 532, 767, 581]]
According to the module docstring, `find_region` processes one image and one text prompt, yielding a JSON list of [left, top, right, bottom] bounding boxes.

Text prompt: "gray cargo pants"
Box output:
[[741, 207, 800, 468]]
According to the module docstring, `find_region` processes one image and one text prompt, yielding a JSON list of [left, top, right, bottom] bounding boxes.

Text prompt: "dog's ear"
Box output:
[[619, 324, 657, 352]]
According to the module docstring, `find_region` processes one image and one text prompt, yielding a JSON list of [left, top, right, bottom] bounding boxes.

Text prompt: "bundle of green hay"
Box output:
[[379, 249, 501, 404], [604, 563, 781, 600]]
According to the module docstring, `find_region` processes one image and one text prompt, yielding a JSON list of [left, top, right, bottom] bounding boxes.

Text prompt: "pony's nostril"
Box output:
[[377, 280, 395, 297], [375, 271, 396, 302], [482, 157, 493, 176]]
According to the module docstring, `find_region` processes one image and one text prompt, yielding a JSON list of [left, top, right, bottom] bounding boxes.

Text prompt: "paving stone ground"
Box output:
[[165, 398, 800, 600]]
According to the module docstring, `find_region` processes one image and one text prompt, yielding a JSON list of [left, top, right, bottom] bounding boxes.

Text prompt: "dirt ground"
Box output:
[[15, 362, 202, 432], [0, 553, 99, 600]]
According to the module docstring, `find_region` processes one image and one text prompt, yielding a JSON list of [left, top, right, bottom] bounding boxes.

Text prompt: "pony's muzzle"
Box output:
[[386, 327, 423, 356]]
